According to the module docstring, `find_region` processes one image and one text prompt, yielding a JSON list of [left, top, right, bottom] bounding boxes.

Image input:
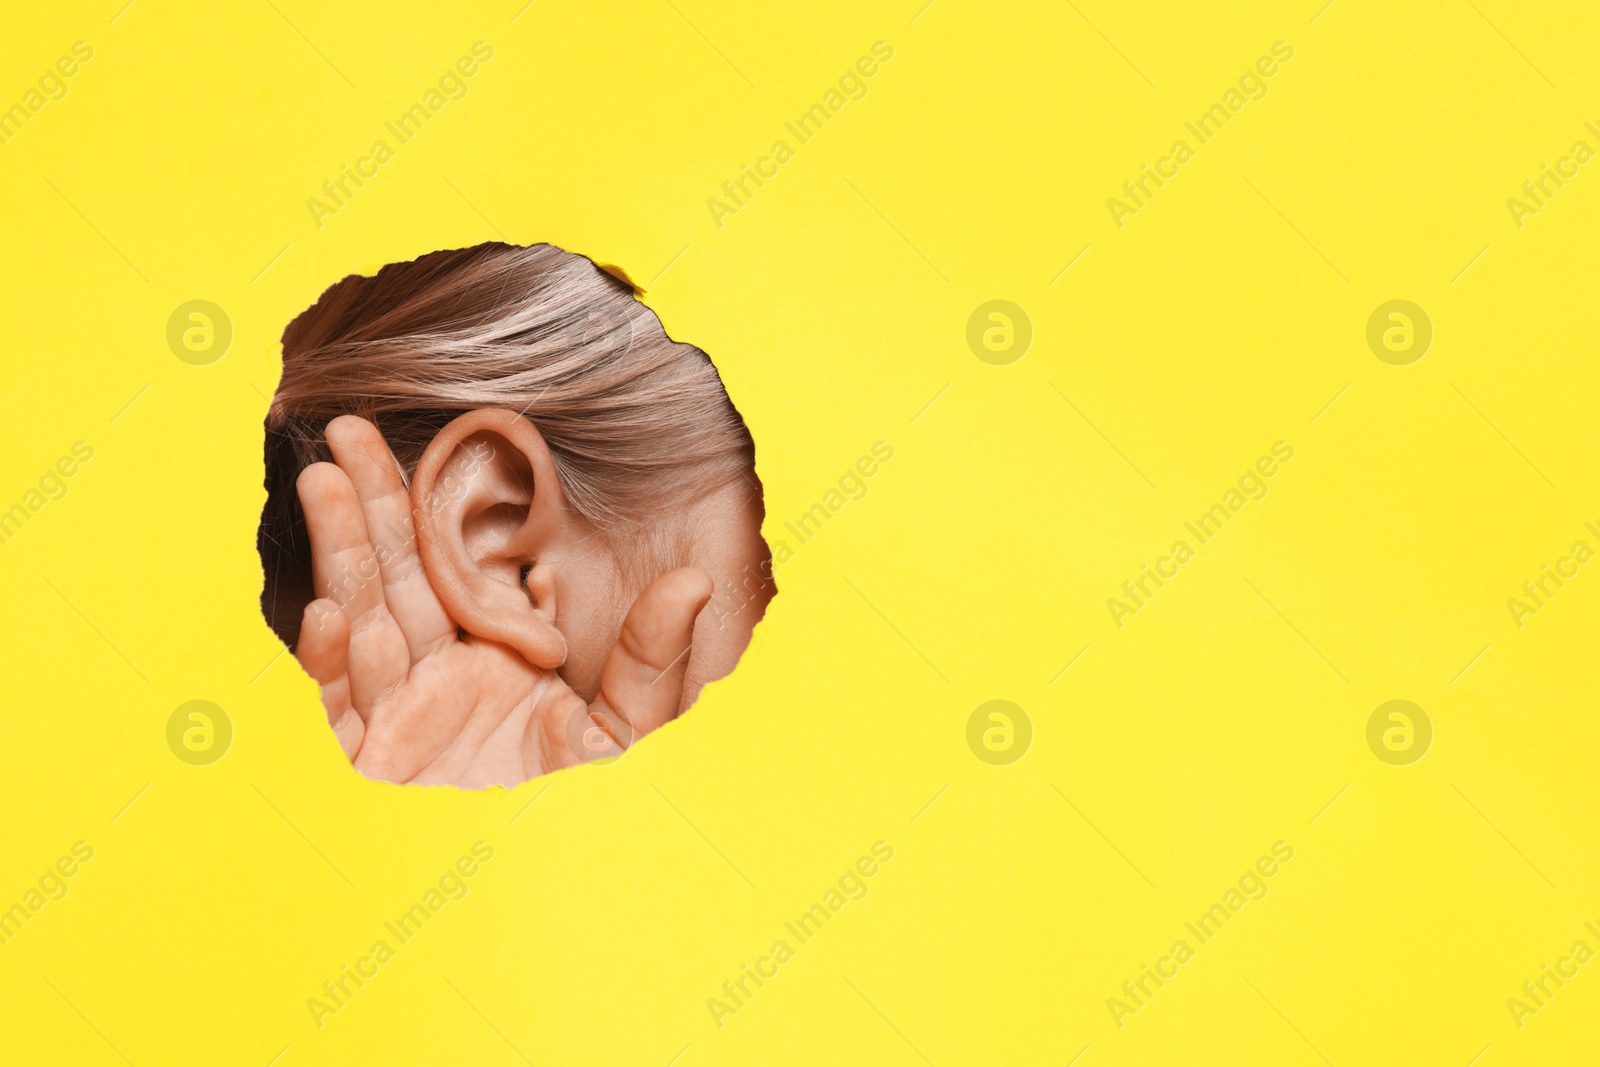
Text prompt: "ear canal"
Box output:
[[411, 408, 570, 669]]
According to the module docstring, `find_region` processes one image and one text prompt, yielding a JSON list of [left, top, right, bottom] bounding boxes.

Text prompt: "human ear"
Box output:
[[411, 407, 570, 669]]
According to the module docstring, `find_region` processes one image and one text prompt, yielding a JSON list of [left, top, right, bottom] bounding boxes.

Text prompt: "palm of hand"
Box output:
[[292, 416, 709, 788]]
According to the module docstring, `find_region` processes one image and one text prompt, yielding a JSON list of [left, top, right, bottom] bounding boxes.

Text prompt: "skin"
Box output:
[[293, 414, 772, 788]]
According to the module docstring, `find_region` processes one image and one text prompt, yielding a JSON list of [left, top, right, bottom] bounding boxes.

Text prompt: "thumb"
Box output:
[[586, 567, 713, 750]]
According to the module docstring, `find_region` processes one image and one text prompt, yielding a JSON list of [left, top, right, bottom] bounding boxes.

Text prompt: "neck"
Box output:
[[680, 481, 774, 708]]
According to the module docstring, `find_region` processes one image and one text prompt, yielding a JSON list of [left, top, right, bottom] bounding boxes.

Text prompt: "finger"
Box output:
[[588, 567, 713, 746], [329, 705, 365, 761], [295, 598, 363, 760], [534, 690, 623, 773], [295, 598, 349, 688], [297, 461, 410, 716], [325, 416, 456, 662]]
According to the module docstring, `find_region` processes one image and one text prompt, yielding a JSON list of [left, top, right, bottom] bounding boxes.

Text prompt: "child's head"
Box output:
[[261, 242, 772, 704]]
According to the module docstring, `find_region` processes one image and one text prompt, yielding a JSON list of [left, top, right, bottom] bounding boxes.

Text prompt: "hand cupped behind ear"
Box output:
[[292, 413, 713, 788]]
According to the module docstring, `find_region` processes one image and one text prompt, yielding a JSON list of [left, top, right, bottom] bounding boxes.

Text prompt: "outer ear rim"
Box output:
[[411, 407, 569, 668]]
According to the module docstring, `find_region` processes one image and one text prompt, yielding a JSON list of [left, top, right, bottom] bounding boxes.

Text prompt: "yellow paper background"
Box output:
[[2, 1, 1598, 1063]]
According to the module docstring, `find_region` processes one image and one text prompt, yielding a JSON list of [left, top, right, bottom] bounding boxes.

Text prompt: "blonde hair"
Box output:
[[259, 242, 757, 643]]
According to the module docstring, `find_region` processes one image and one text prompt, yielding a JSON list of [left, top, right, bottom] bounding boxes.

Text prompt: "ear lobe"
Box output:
[[412, 408, 570, 669]]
